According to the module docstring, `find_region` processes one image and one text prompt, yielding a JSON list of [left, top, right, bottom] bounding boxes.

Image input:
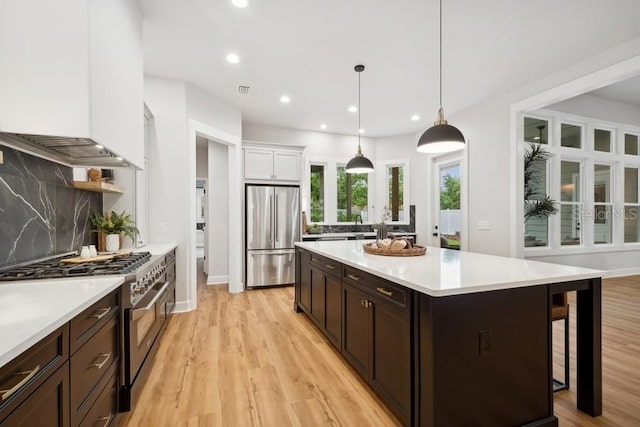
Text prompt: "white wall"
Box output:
[[546, 93, 640, 126], [207, 141, 229, 284]]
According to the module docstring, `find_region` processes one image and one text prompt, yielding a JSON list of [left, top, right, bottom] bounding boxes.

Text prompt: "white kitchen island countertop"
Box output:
[[296, 240, 602, 297], [0, 276, 124, 369]]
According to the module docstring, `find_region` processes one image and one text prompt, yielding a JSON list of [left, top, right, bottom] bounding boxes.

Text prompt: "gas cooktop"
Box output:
[[0, 252, 152, 281]]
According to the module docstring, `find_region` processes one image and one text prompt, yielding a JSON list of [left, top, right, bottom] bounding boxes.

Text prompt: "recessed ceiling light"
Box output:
[[226, 53, 239, 64], [533, 136, 540, 140], [95, 144, 104, 149], [411, 114, 420, 121], [320, 124, 327, 130], [358, 129, 365, 134], [348, 106, 358, 113], [116, 157, 123, 161], [231, 0, 248, 8], [280, 95, 291, 103]]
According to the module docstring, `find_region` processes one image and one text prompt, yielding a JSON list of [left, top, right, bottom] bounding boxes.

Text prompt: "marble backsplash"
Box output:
[[307, 205, 416, 234], [0, 143, 102, 267]]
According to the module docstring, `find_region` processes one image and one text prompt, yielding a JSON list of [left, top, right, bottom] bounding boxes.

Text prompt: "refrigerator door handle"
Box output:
[[275, 195, 279, 242], [269, 194, 274, 243], [250, 250, 292, 256]]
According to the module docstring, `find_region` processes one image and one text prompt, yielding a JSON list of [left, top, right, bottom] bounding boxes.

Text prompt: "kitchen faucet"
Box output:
[[353, 213, 363, 232]]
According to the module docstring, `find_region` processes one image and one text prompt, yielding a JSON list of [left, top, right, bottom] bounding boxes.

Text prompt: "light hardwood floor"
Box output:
[[119, 266, 640, 427]]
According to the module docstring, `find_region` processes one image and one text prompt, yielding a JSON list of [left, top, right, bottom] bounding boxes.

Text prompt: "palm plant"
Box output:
[[524, 142, 558, 220]]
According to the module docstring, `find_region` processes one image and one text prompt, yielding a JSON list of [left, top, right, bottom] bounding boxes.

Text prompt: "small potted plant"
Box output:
[[90, 210, 139, 252]]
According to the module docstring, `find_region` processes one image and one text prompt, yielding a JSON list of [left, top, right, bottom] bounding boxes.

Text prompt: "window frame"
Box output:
[[378, 159, 411, 225]]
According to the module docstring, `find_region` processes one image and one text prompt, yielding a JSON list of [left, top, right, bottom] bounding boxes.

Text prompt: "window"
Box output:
[[624, 167, 640, 243], [561, 124, 582, 148], [309, 164, 325, 222], [593, 164, 612, 244], [337, 166, 368, 222], [560, 161, 581, 245], [524, 117, 549, 144], [625, 133, 639, 156], [594, 129, 611, 153], [387, 165, 404, 221]]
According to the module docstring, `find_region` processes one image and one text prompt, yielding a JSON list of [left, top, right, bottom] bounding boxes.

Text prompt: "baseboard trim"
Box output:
[[173, 300, 193, 313], [207, 275, 229, 285]]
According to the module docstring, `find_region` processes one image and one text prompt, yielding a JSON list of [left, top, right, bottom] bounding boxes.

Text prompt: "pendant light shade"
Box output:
[[346, 64, 374, 174], [417, 0, 465, 154]]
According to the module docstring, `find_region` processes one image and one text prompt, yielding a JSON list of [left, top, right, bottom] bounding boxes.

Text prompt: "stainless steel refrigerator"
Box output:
[[246, 184, 300, 288]]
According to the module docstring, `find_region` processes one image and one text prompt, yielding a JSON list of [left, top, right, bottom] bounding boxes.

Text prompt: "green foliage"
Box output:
[[90, 210, 139, 241], [524, 143, 559, 220], [310, 165, 324, 222], [337, 167, 368, 222], [440, 175, 460, 210]]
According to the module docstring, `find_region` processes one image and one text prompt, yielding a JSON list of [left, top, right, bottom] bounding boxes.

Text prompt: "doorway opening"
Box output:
[[431, 152, 467, 250]]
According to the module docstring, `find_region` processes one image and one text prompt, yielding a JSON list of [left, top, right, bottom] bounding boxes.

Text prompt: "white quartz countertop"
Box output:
[[296, 240, 602, 297], [0, 276, 124, 369], [301, 231, 416, 239], [136, 242, 177, 256]]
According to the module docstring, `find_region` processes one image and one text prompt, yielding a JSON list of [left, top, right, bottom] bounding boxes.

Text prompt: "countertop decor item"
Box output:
[[345, 64, 374, 174], [363, 238, 426, 256], [417, 0, 466, 154], [90, 210, 139, 252], [87, 168, 102, 181]]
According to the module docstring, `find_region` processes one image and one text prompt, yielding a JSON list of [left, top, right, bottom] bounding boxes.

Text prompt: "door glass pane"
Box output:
[[561, 124, 582, 148], [594, 205, 612, 244], [525, 215, 548, 247], [560, 204, 581, 246], [625, 167, 638, 204], [594, 129, 611, 152], [524, 117, 548, 144], [439, 164, 461, 250], [625, 134, 638, 155], [624, 206, 640, 243], [594, 165, 610, 203], [310, 165, 325, 222], [387, 165, 404, 221], [561, 161, 580, 202]]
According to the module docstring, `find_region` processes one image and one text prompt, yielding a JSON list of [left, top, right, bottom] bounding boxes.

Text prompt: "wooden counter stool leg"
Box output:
[[553, 292, 570, 392]]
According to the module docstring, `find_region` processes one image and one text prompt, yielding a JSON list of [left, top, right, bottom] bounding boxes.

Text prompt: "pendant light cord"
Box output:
[[439, 0, 442, 109], [358, 69, 361, 149]]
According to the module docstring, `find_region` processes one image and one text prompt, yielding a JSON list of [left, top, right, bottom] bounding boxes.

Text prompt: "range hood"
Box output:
[[0, 132, 133, 168]]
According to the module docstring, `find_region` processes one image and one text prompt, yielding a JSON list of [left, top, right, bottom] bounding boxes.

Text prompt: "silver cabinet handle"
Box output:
[[132, 282, 170, 320], [1, 365, 40, 401], [347, 274, 360, 281], [376, 287, 393, 297], [325, 264, 336, 270], [90, 352, 111, 369], [91, 307, 111, 320]]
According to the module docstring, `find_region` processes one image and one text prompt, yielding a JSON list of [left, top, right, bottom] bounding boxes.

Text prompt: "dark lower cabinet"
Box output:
[[1, 362, 70, 427], [296, 248, 311, 313], [342, 282, 411, 426], [342, 284, 370, 378], [324, 274, 342, 349], [309, 266, 325, 327]]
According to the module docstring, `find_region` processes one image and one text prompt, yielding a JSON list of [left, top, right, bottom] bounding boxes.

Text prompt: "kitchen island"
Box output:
[[294, 240, 602, 427]]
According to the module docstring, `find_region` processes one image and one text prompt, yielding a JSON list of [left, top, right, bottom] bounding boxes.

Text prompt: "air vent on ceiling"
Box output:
[[237, 85, 250, 95]]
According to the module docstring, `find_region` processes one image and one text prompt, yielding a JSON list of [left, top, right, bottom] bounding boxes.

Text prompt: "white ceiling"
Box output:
[[141, 0, 640, 137], [590, 74, 640, 107]]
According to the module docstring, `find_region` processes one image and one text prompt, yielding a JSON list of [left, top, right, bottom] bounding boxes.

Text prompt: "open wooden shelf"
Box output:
[[73, 181, 124, 194]]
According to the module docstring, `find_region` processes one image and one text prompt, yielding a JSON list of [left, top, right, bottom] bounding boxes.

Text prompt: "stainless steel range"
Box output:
[[0, 250, 177, 413]]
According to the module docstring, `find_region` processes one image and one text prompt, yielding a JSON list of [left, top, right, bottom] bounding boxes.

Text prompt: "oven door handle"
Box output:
[[131, 281, 170, 320]]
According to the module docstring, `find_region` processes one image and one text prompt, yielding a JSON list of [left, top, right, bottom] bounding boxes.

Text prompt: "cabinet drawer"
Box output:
[[78, 372, 117, 427], [70, 316, 118, 425], [343, 266, 409, 311], [0, 326, 68, 417], [309, 254, 341, 278], [70, 291, 119, 353]]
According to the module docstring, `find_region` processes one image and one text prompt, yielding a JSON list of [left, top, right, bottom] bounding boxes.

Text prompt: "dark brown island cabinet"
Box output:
[[294, 246, 602, 427], [0, 288, 120, 427]]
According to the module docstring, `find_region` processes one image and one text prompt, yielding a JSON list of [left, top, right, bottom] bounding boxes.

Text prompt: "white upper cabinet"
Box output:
[[0, 0, 144, 169], [244, 148, 301, 182]]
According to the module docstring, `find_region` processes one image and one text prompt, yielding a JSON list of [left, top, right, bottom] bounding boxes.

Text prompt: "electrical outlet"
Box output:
[[479, 330, 493, 356], [159, 222, 166, 233], [0, 150, 4, 165]]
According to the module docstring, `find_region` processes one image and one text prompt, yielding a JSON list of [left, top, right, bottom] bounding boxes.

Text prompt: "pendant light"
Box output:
[[417, 0, 465, 154], [346, 64, 374, 174]]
